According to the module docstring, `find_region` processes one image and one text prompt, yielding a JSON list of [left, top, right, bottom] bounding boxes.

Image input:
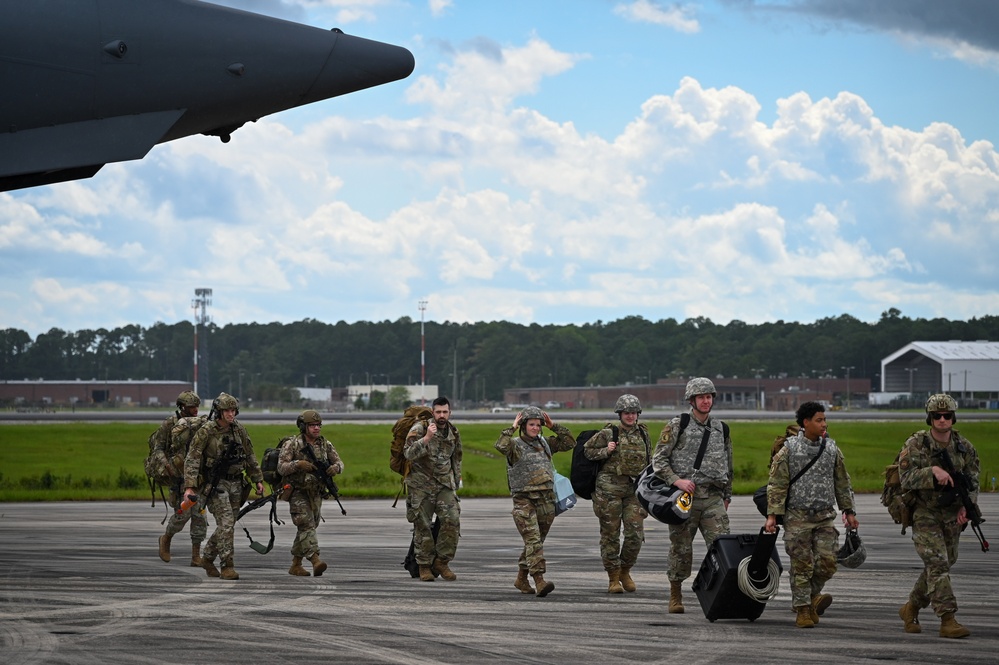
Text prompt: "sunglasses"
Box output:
[[931, 412, 954, 421]]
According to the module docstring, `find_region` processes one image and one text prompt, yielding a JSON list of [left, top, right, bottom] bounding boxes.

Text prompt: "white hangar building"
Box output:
[[880, 341, 999, 401]]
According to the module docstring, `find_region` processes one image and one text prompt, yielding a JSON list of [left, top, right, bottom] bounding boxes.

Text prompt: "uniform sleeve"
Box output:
[[652, 420, 681, 485], [183, 427, 208, 488], [833, 448, 855, 513], [494, 427, 517, 461], [404, 422, 429, 461], [766, 446, 790, 516], [583, 428, 613, 461], [549, 423, 576, 453], [961, 439, 980, 503], [898, 435, 936, 491], [239, 426, 263, 484], [453, 431, 463, 484], [277, 436, 301, 476], [325, 440, 344, 475]]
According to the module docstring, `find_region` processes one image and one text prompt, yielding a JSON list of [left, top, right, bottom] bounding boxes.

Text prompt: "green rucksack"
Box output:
[[881, 435, 919, 534]]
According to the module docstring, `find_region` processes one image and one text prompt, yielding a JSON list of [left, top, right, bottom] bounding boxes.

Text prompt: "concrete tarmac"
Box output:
[[1, 494, 995, 665]]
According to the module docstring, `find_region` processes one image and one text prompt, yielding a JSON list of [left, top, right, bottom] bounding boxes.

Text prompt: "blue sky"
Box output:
[[3, 0, 998, 336]]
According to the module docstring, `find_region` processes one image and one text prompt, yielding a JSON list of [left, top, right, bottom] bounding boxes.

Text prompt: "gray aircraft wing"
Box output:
[[0, 0, 415, 192]]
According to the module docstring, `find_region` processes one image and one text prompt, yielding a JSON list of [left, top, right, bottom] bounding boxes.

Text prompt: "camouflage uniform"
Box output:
[[767, 431, 855, 608], [277, 433, 344, 559], [183, 418, 263, 568], [494, 423, 575, 574], [584, 423, 650, 571], [404, 419, 462, 566], [899, 429, 980, 617], [159, 415, 208, 543], [653, 413, 733, 582]]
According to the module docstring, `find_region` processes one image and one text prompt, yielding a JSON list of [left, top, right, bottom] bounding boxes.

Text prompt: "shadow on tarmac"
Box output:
[[0, 494, 995, 664]]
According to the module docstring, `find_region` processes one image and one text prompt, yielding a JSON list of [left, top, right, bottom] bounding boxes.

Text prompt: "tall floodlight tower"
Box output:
[[192, 288, 213, 398], [419, 299, 428, 405]]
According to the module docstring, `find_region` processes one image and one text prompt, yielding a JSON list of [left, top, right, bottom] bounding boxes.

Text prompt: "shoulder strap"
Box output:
[[692, 425, 713, 471]]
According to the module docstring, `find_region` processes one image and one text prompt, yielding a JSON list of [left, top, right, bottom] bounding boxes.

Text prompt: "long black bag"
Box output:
[[402, 516, 441, 578], [692, 528, 782, 622]]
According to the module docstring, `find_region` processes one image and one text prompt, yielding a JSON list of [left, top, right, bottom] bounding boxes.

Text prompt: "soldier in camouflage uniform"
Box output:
[[405, 396, 462, 581], [583, 394, 651, 594], [897, 394, 979, 639], [494, 406, 575, 597], [277, 410, 344, 577], [654, 377, 733, 613], [765, 401, 858, 628], [153, 391, 208, 565], [182, 393, 264, 581]]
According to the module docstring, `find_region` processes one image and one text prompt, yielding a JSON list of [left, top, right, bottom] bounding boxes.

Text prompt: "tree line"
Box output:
[[1, 308, 996, 404]]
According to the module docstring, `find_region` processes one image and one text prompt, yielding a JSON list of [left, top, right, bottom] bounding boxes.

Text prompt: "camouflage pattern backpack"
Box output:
[[390, 405, 432, 476], [881, 434, 920, 534]]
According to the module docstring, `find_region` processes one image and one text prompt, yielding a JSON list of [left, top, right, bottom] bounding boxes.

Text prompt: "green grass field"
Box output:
[[0, 419, 995, 501]]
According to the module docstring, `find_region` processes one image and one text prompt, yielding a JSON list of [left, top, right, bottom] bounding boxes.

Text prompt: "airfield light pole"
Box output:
[[842, 365, 855, 410], [751, 367, 765, 411], [419, 300, 428, 405], [192, 288, 212, 398]]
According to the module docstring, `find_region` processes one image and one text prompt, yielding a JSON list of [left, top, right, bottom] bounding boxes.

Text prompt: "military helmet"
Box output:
[[925, 393, 958, 425], [684, 377, 716, 401], [214, 392, 239, 411], [925, 394, 958, 414], [297, 409, 322, 432], [520, 406, 544, 423], [614, 394, 642, 414], [836, 527, 866, 569], [635, 466, 692, 525], [176, 391, 200, 408]]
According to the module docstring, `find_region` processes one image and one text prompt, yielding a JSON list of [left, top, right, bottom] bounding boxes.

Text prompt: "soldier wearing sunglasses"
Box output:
[[897, 394, 980, 639]]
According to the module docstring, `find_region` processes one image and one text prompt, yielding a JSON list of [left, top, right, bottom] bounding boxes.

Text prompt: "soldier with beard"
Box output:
[[405, 396, 462, 582]]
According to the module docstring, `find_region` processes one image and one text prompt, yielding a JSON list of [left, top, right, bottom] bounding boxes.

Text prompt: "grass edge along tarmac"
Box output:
[[0, 419, 996, 501]]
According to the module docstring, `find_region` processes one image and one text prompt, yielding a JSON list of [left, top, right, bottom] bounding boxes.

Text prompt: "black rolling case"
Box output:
[[692, 529, 782, 622]]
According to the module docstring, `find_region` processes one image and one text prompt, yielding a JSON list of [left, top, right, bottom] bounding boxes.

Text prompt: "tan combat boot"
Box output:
[[220, 559, 239, 580], [202, 548, 220, 578], [432, 558, 456, 581], [289, 556, 310, 576], [812, 593, 832, 616], [190, 543, 203, 567], [898, 601, 921, 634], [619, 566, 637, 593], [533, 572, 555, 598], [795, 606, 815, 628], [668, 581, 684, 613], [158, 533, 172, 563], [309, 553, 327, 577], [607, 568, 624, 594], [514, 569, 534, 594], [939, 612, 970, 639], [418, 564, 435, 582]]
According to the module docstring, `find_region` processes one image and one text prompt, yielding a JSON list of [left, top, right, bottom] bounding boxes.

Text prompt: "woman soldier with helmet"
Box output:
[[494, 406, 575, 596], [583, 394, 651, 594]]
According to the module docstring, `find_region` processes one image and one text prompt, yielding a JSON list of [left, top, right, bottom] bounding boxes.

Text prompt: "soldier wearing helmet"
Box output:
[[764, 401, 858, 628], [494, 406, 575, 597], [582, 394, 651, 594], [183, 393, 264, 581], [897, 394, 980, 639], [404, 396, 463, 582], [153, 390, 207, 566], [652, 377, 733, 613], [277, 410, 344, 577]]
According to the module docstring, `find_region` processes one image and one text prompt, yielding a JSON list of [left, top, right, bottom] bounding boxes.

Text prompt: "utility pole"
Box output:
[[842, 365, 855, 410], [419, 300, 428, 405], [192, 288, 212, 398]]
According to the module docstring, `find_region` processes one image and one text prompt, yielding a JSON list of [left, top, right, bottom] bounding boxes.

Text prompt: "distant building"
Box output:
[[346, 384, 439, 405], [503, 375, 860, 412], [877, 340, 999, 404], [0, 380, 193, 407]]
